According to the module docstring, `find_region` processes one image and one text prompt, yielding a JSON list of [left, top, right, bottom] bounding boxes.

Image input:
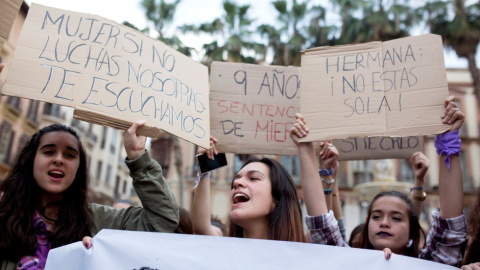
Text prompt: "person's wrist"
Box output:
[[127, 149, 145, 160], [410, 186, 424, 192], [324, 188, 333, 195]]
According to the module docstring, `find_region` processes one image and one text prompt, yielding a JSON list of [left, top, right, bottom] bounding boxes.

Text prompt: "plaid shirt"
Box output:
[[16, 213, 51, 270], [306, 209, 467, 267]]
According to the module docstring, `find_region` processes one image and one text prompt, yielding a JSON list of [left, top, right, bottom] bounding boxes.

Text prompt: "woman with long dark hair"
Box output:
[[291, 95, 467, 266], [191, 140, 305, 242], [0, 121, 179, 269]]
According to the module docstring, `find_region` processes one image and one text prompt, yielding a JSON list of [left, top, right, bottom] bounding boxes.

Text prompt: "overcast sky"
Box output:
[[24, 0, 478, 68]]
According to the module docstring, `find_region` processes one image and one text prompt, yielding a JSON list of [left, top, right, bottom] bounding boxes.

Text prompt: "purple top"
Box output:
[[16, 212, 50, 270]]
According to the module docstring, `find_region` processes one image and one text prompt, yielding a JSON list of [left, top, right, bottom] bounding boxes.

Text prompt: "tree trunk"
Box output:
[[466, 53, 480, 107]]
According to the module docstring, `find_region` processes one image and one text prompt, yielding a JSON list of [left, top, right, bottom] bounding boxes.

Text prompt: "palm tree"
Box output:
[[257, 1, 331, 66], [180, 0, 264, 65], [422, 0, 480, 105], [140, 0, 194, 56], [332, 0, 419, 44], [271, 0, 309, 66], [308, 5, 336, 48]]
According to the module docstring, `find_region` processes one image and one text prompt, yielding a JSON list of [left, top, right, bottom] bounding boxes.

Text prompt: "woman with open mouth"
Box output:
[[0, 120, 179, 270], [191, 137, 305, 242]]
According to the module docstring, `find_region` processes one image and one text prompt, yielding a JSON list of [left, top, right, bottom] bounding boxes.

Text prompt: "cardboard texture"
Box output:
[[210, 62, 300, 155], [0, 0, 22, 49], [2, 4, 210, 148], [333, 136, 424, 161], [300, 34, 450, 142]]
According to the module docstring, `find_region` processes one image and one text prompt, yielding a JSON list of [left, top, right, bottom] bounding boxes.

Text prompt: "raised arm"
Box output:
[[438, 96, 464, 218], [191, 136, 218, 236], [290, 114, 328, 216], [91, 121, 180, 234], [420, 95, 468, 266], [410, 152, 430, 218], [291, 113, 347, 246]]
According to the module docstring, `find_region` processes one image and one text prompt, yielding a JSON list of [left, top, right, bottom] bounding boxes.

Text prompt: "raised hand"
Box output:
[[124, 120, 147, 160], [442, 95, 465, 131]]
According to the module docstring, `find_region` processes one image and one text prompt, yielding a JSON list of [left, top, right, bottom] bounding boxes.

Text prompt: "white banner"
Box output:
[[45, 230, 458, 270]]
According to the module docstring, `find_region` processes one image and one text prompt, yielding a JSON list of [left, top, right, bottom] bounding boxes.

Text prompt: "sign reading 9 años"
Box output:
[[210, 62, 301, 156]]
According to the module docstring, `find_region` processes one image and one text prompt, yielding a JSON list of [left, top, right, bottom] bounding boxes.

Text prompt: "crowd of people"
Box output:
[[0, 58, 479, 270]]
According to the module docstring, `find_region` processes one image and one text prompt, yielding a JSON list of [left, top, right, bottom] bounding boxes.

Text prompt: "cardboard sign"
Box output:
[[300, 34, 449, 142], [2, 4, 210, 148], [45, 229, 458, 270], [334, 136, 424, 161], [0, 0, 22, 49], [210, 62, 300, 155]]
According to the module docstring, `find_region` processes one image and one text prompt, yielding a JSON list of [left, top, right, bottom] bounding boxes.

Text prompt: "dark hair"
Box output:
[[0, 124, 92, 261], [360, 190, 425, 257], [211, 215, 226, 236], [174, 207, 194, 234], [348, 223, 365, 247], [227, 157, 305, 242], [463, 187, 480, 265]]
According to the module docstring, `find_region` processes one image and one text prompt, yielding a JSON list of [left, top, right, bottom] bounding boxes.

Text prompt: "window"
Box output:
[[96, 160, 103, 181], [100, 126, 107, 149], [110, 129, 117, 154], [26, 100, 39, 123], [114, 175, 120, 198], [0, 121, 14, 164], [15, 134, 29, 161], [122, 180, 127, 194], [399, 159, 414, 183], [280, 155, 301, 184], [43, 103, 62, 118], [352, 160, 374, 185], [105, 164, 112, 186], [6, 97, 20, 110]]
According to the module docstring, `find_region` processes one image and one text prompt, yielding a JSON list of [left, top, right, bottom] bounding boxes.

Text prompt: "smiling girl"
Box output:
[[0, 121, 179, 270], [290, 95, 468, 266]]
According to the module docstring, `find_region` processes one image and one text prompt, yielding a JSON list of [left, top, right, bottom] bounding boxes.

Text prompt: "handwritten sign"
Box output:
[[45, 229, 458, 270], [0, 0, 22, 49], [300, 34, 449, 142], [210, 62, 300, 155], [334, 136, 424, 161], [2, 4, 210, 148]]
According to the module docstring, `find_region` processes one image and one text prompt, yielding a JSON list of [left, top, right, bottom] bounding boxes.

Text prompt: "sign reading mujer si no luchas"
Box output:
[[2, 4, 210, 148], [300, 34, 450, 143]]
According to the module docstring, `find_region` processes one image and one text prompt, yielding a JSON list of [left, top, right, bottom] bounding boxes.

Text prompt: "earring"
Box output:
[[406, 239, 413, 248]]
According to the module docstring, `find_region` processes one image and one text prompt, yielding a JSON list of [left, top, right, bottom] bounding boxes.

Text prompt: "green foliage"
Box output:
[[179, 0, 264, 65], [422, 0, 480, 102]]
